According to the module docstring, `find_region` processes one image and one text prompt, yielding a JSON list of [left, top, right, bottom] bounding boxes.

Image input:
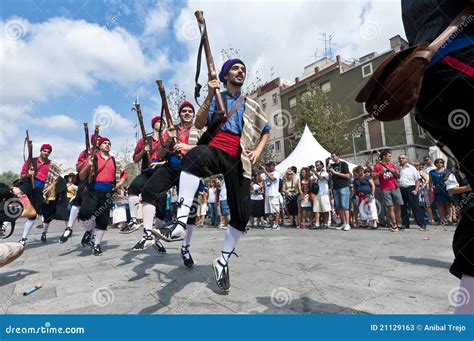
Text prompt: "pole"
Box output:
[[352, 134, 357, 164]]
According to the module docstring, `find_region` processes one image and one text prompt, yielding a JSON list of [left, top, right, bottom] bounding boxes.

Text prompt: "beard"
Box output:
[[229, 78, 244, 87]]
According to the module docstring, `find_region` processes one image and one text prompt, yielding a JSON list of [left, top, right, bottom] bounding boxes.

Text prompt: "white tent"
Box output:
[[276, 125, 357, 172]]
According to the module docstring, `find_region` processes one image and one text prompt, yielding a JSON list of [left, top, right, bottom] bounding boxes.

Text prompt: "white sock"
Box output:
[[218, 225, 242, 264], [94, 229, 105, 245], [42, 222, 50, 233], [182, 224, 195, 247], [454, 275, 474, 314], [22, 219, 35, 239], [128, 195, 140, 219], [142, 203, 155, 230], [172, 171, 200, 237], [68, 205, 80, 228]]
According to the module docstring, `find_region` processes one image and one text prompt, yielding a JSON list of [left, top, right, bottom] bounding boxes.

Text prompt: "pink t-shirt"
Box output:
[[134, 136, 161, 160], [374, 162, 399, 191], [21, 158, 50, 182], [82, 153, 127, 183]]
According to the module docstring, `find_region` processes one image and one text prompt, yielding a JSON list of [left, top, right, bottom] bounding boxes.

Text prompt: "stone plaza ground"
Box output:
[[0, 219, 460, 314]]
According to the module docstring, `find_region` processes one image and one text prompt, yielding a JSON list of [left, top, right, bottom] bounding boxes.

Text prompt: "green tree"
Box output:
[[0, 171, 20, 186], [167, 84, 187, 121], [290, 82, 350, 154]]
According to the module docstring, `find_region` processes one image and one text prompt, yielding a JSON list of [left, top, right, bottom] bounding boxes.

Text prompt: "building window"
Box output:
[[261, 98, 267, 110], [289, 96, 297, 108], [272, 93, 278, 105], [275, 140, 281, 152], [367, 118, 384, 149], [362, 63, 373, 78], [320, 81, 331, 92], [273, 114, 279, 126]]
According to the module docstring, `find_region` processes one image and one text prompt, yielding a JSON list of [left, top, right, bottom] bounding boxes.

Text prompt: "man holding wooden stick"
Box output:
[[153, 59, 271, 292], [120, 115, 165, 235], [132, 100, 200, 257], [78, 137, 127, 256], [19, 143, 62, 246], [58, 131, 100, 244]]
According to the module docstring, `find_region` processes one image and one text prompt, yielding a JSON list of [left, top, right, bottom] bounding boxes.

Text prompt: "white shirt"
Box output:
[[219, 180, 227, 201], [262, 171, 280, 197], [423, 165, 436, 174], [313, 169, 329, 196], [445, 173, 459, 191], [250, 183, 264, 200], [399, 164, 421, 187], [208, 188, 217, 203]]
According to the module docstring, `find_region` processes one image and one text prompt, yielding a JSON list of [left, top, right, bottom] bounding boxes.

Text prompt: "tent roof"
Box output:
[[276, 125, 357, 172]]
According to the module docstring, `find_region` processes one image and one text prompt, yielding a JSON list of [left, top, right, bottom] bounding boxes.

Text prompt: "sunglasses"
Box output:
[[41, 149, 51, 153], [435, 161, 444, 164]]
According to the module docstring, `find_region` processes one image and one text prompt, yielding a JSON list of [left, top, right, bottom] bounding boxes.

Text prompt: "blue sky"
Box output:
[[0, 0, 405, 172]]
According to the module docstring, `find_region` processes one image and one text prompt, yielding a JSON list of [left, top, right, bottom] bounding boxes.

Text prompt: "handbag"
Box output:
[[355, 5, 473, 122]]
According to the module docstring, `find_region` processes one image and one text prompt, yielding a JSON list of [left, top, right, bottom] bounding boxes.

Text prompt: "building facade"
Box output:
[[249, 77, 292, 162], [279, 35, 431, 165]]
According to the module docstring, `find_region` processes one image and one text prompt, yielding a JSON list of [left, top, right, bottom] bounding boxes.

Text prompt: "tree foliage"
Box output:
[[0, 171, 20, 186], [289, 82, 350, 154]]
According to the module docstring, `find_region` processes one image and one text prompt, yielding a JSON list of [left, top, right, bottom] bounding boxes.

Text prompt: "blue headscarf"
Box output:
[[218, 58, 246, 84]]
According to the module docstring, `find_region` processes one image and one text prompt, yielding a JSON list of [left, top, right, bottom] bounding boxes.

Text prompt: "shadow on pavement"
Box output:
[[389, 256, 451, 269], [138, 264, 218, 314], [255, 296, 367, 314], [0, 269, 39, 286]]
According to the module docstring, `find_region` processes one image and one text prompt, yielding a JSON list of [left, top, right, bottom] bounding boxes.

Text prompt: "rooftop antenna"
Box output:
[[270, 66, 275, 80], [320, 32, 335, 60]]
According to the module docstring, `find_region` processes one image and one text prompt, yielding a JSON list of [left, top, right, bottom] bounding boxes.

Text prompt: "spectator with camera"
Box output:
[[310, 161, 330, 229], [328, 152, 351, 231], [374, 149, 403, 232], [429, 158, 452, 224], [282, 168, 299, 227]]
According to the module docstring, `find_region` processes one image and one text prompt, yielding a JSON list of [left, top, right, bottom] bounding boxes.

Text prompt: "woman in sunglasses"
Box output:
[[428, 159, 451, 224]]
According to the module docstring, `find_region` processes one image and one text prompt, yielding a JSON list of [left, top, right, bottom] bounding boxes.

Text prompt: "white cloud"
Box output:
[[92, 105, 135, 133], [0, 16, 171, 106], [169, 0, 405, 101], [1, 0, 406, 173], [142, 6, 170, 37], [28, 114, 81, 131]]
